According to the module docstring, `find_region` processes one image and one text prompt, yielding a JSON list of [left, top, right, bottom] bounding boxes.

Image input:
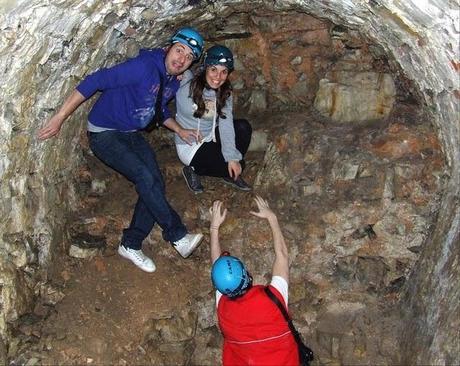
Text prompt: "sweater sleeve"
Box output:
[[218, 94, 242, 162], [180, 70, 194, 86], [76, 56, 148, 98]]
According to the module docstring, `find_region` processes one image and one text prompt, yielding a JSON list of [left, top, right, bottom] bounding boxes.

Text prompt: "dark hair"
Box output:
[[189, 67, 232, 119]]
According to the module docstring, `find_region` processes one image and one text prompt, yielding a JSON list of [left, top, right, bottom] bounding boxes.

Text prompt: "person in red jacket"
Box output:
[[209, 196, 299, 365]]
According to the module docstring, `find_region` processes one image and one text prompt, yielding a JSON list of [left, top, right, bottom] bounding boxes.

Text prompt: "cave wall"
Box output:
[[0, 0, 458, 363]]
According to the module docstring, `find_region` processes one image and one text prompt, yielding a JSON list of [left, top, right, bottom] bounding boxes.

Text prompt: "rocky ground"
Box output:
[[7, 105, 445, 365]]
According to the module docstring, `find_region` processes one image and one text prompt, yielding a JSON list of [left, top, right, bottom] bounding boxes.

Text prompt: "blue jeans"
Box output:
[[88, 131, 187, 249]]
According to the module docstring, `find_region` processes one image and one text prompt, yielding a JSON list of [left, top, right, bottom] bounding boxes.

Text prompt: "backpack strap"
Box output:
[[264, 286, 314, 363], [264, 287, 299, 340]]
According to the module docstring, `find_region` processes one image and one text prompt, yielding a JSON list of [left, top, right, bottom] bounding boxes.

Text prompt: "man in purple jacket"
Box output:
[[38, 27, 205, 273]]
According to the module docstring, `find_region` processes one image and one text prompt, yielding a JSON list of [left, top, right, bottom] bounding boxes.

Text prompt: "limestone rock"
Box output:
[[314, 72, 396, 122], [0, 258, 34, 333], [145, 309, 197, 343], [248, 89, 267, 114], [247, 130, 268, 152], [68, 232, 106, 259], [2, 232, 37, 268], [332, 160, 360, 181], [68, 244, 100, 259], [195, 295, 216, 330], [254, 142, 289, 188], [190, 326, 222, 366], [36, 282, 65, 306], [0, 336, 6, 366]]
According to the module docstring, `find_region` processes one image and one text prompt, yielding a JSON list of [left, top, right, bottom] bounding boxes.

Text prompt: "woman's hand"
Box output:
[[177, 127, 202, 145], [163, 118, 201, 145], [227, 161, 242, 179], [209, 200, 227, 230]]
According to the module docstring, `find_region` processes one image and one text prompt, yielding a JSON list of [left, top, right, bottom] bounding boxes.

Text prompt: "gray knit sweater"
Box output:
[[174, 70, 242, 162]]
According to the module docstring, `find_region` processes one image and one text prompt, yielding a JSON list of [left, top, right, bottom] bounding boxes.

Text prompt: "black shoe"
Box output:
[[182, 166, 204, 193], [222, 176, 252, 191]]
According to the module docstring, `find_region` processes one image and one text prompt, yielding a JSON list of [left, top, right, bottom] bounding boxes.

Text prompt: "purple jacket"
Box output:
[[76, 48, 178, 131]]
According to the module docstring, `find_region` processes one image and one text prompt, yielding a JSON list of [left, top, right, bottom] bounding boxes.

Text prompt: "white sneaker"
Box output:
[[118, 245, 156, 273], [173, 233, 204, 258]]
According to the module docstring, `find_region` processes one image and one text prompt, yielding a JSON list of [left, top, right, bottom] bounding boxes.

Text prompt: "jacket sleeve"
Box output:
[[76, 56, 148, 98], [218, 94, 243, 162], [160, 75, 181, 124]]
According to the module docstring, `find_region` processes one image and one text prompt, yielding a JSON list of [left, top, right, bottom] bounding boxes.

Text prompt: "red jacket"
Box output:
[[217, 285, 299, 365]]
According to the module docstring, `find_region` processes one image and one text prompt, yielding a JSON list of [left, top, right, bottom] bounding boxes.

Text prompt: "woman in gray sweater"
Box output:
[[173, 45, 252, 193]]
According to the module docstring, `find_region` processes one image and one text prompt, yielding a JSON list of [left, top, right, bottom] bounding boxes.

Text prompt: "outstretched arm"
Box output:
[[37, 90, 86, 140], [209, 200, 227, 264], [250, 196, 289, 283]]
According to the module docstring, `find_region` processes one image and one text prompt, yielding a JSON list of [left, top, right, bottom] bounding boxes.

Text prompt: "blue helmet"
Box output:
[[204, 45, 234, 71], [171, 27, 204, 60], [211, 255, 252, 297]]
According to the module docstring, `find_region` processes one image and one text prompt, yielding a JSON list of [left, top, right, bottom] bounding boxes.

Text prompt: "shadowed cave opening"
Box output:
[[1, 2, 458, 365]]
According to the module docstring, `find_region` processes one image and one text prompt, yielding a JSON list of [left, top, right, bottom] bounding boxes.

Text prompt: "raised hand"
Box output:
[[249, 196, 276, 221], [209, 200, 227, 230]]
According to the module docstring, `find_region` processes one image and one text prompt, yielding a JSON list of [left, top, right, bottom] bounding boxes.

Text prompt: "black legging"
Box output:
[[190, 118, 252, 178]]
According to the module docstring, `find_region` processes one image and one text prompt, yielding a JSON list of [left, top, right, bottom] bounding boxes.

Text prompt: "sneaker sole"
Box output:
[[118, 246, 156, 273], [182, 234, 204, 258], [182, 169, 204, 194]]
